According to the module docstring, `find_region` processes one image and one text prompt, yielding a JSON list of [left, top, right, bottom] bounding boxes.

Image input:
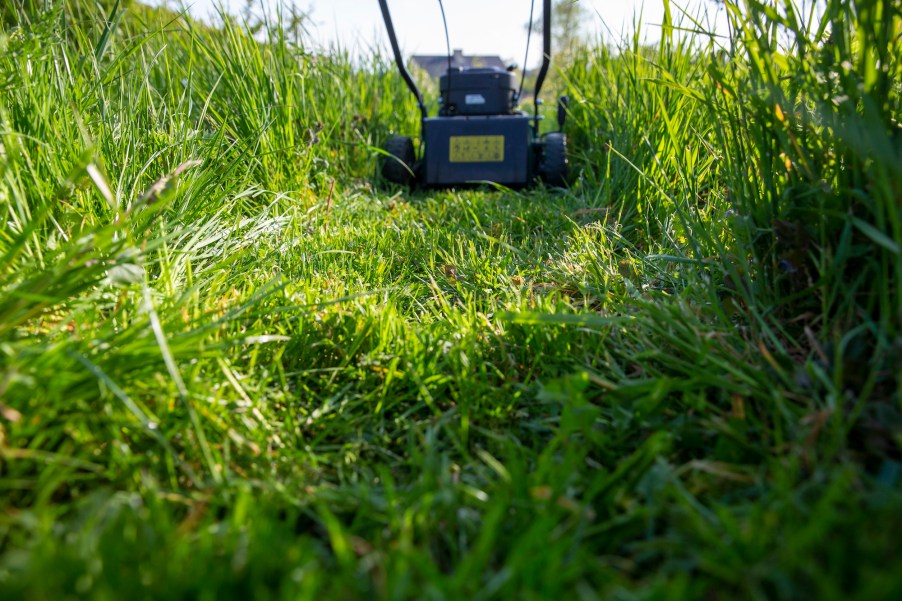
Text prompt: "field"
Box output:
[[1, 0, 900, 598]]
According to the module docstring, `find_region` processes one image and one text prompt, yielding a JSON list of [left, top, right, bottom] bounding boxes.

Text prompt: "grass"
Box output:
[[0, 0, 900, 598]]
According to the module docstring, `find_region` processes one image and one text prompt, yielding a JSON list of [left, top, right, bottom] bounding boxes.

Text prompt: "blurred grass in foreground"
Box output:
[[0, 0, 900, 598]]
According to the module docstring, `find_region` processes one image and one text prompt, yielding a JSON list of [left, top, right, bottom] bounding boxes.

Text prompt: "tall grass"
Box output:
[[565, 0, 900, 396], [1, 0, 900, 598]]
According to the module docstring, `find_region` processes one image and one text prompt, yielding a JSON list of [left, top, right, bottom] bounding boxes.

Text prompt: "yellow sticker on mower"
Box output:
[[449, 135, 505, 163]]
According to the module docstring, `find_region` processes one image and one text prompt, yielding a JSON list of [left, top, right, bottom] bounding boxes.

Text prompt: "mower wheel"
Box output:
[[381, 136, 416, 186], [539, 133, 568, 187]]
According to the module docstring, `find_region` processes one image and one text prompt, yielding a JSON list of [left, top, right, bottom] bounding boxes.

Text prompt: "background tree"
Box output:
[[527, 0, 590, 66], [520, 0, 589, 99]]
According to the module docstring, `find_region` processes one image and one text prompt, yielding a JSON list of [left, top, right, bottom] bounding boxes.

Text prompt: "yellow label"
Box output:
[[449, 135, 505, 163]]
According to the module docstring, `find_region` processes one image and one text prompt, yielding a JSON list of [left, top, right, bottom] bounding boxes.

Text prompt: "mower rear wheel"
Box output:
[[539, 133, 568, 187], [381, 136, 416, 186]]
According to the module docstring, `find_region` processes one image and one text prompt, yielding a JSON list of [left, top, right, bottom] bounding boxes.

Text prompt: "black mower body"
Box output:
[[377, 0, 567, 188], [422, 114, 531, 186]]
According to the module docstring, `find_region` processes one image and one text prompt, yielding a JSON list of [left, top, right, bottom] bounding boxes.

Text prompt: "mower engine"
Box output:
[[438, 67, 517, 116]]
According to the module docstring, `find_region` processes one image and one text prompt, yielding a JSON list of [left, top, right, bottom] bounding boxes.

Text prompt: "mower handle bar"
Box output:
[[377, 0, 552, 118], [378, 0, 427, 120], [532, 0, 552, 109]]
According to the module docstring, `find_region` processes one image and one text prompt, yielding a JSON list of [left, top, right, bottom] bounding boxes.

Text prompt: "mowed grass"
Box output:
[[1, 0, 901, 599]]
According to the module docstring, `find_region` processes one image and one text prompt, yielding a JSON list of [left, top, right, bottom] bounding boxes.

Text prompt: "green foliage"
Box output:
[[563, 0, 900, 395], [2, 0, 134, 29], [0, 1, 899, 599], [710, 0, 901, 333]]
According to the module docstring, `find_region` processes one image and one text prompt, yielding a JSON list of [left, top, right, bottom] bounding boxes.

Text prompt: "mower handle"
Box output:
[[378, 0, 427, 120], [378, 0, 551, 117], [533, 0, 552, 110]]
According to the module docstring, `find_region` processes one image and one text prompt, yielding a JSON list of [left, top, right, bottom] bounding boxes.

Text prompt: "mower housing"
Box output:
[[423, 114, 531, 186]]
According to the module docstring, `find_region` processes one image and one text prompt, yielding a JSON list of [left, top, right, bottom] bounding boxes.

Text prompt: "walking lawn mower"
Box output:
[[378, 0, 568, 188]]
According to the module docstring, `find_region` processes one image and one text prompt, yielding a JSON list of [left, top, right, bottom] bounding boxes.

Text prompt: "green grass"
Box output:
[[1, 0, 900, 598]]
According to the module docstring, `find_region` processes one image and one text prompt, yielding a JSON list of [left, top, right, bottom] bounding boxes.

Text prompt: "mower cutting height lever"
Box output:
[[377, 0, 568, 188]]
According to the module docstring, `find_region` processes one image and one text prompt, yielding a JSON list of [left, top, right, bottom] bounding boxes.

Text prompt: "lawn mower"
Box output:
[[377, 0, 568, 188]]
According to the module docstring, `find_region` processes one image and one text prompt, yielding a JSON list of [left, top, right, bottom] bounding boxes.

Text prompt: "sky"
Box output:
[[155, 1, 727, 67]]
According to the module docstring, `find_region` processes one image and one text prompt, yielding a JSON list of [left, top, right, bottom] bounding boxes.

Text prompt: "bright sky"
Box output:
[[159, 1, 727, 66]]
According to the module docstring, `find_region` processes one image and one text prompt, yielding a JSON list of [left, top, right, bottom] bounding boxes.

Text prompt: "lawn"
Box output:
[[1, 0, 900, 599]]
